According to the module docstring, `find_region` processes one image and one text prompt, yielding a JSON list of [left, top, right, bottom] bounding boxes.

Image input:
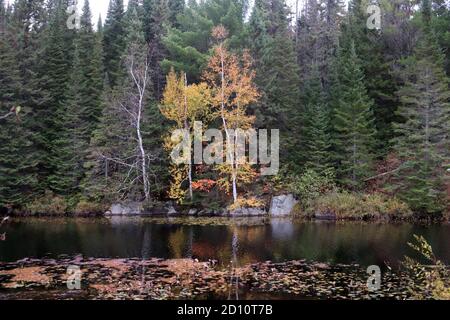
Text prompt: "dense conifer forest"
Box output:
[[0, 0, 449, 218]]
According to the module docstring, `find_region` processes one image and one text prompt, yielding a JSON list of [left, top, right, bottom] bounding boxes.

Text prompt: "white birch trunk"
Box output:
[[219, 44, 238, 204], [184, 73, 193, 200]]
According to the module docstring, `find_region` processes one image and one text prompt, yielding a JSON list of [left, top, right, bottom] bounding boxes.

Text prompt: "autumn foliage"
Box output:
[[160, 26, 260, 206]]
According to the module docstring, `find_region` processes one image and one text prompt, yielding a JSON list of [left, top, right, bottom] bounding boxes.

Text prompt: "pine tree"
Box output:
[[247, 0, 300, 169], [49, 0, 104, 197], [161, 1, 211, 81], [103, 0, 126, 87], [0, 10, 38, 208], [35, 0, 76, 192], [296, 0, 345, 92], [168, 0, 185, 26], [341, 0, 398, 155], [49, 42, 86, 196], [78, 0, 103, 138], [331, 42, 377, 189], [161, 0, 247, 81], [389, 24, 450, 214], [4, 0, 47, 201], [301, 63, 333, 172], [423, 0, 450, 76]]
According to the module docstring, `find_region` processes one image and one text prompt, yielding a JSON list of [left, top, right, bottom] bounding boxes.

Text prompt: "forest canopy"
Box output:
[[0, 0, 449, 217]]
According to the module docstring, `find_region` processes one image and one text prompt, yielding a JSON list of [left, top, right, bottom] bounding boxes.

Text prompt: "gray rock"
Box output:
[[229, 207, 267, 216], [107, 202, 143, 216], [314, 210, 337, 221], [215, 208, 228, 216], [159, 201, 178, 215], [269, 194, 298, 217], [167, 205, 177, 215], [188, 209, 198, 216]]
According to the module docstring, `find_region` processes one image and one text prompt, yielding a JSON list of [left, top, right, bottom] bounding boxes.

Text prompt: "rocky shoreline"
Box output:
[[0, 256, 424, 300], [105, 194, 299, 218]]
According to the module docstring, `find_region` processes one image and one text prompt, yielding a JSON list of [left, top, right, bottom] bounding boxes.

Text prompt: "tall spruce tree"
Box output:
[[0, 7, 38, 208], [49, 0, 104, 196], [341, 0, 398, 155], [296, 0, 345, 92], [143, 0, 171, 98], [161, 0, 212, 81], [168, 0, 185, 26], [103, 0, 126, 87], [389, 17, 450, 214], [301, 63, 333, 172], [78, 0, 103, 138], [49, 42, 86, 196], [36, 0, 76, 192], [331, 41, 377, 189], [247, 0, 300, 170], [4, 0, 47, 202], [161, 0, 247, 81]]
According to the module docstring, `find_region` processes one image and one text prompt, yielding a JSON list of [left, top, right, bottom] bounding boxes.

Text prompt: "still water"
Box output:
[[1, 217, 449, 267]]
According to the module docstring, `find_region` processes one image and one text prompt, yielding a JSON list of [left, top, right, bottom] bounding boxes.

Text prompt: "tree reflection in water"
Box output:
[[228, 227, 239, 300]]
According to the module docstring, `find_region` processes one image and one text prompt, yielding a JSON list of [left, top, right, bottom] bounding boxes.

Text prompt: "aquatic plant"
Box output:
[[403, 235, 450, 300]]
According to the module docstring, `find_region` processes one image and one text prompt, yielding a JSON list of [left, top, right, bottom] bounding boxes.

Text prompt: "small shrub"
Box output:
[[404, 235, 450, 300], [288, 169, 336, 209], [292, 202, 308, 218], [308, 191, 412, 220], [201, 199, 222, 213], [364, 193, 412, 219], [308, 191, 360, 219], [26, 191, 68, 216], [228, 197, 265, 211], [265, 170, 289, 193]]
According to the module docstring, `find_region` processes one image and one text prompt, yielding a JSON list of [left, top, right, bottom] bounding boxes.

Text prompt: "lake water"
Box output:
[[1, 217, 449, 268]]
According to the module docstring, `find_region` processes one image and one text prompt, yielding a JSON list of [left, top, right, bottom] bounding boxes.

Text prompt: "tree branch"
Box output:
[[0, 112, 14, 120], [364, 166, 403, 182]]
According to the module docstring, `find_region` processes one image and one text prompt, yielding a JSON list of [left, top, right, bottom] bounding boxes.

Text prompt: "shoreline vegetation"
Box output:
[[3, 198, 447, 223], [2, 186, 447, 222], [1, 0, 449, 222], [4, 167, 446, 222]]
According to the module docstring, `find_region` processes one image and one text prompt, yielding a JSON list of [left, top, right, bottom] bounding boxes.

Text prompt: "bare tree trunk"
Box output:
[[0, 112, 13, 120], [137, 102, 149, 200], [352, 135, 357, 185], [130, 56, 151, 201], [184, 73, 193, 201], [232, 134, 238, 204], [219, 44, 238, 204], [228, 227, 239, 300], [0, 106, 20, 121]]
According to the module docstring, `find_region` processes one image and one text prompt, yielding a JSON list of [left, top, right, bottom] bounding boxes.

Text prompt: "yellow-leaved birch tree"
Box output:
[[202, 26, 259, 204], [160, 69, 212, 203]]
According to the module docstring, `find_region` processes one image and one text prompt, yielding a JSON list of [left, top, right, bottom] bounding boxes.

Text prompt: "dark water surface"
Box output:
[[1, 217, 449, 267]]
